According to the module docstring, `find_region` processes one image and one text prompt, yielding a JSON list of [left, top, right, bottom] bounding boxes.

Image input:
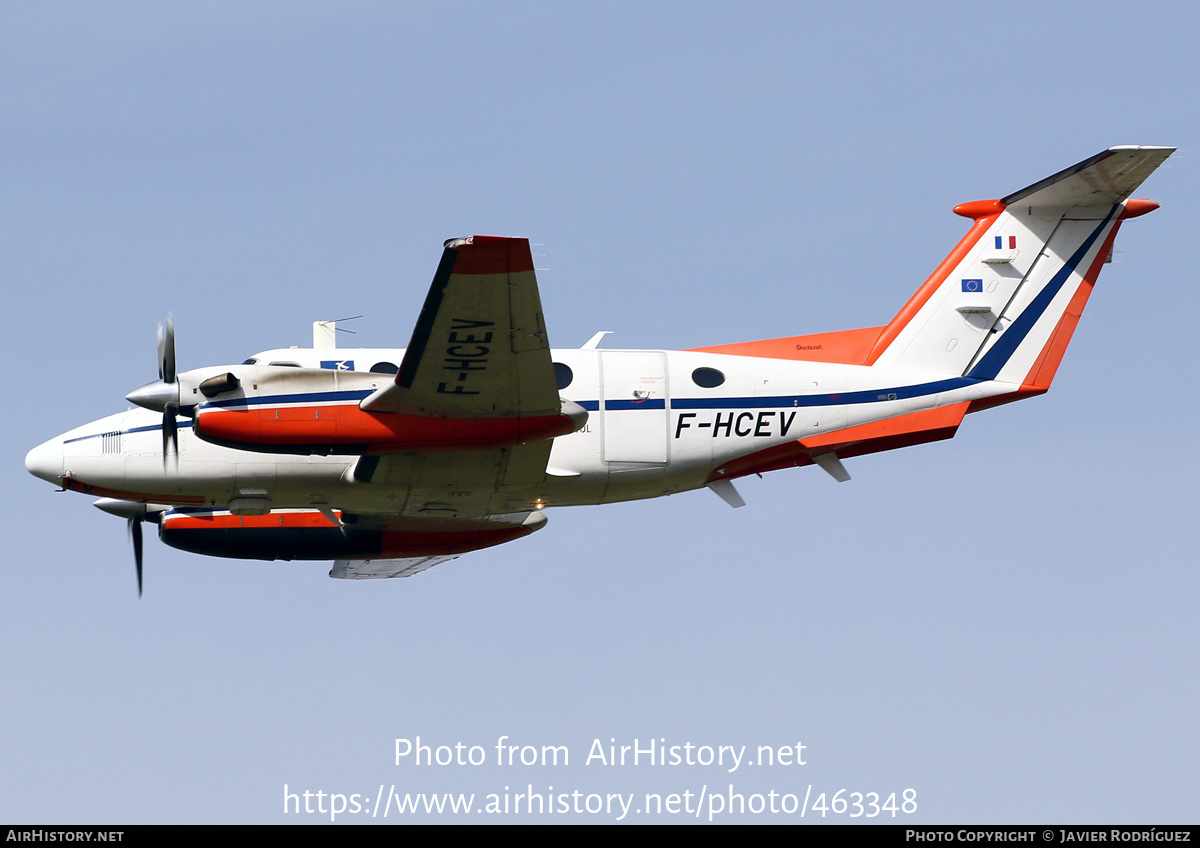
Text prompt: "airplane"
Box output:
[[25, 145, 1173, 593]]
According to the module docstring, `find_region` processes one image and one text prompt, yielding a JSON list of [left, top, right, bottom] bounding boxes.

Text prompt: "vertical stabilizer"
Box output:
[[866, 146, 1173, 386]]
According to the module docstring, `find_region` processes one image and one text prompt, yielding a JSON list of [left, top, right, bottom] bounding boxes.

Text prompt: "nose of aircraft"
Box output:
[[25, 438, 64, 485]]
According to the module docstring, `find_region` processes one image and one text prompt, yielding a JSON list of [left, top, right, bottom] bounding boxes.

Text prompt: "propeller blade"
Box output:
[[157, 314, 176, 384], [162, 403, 179, 467], [128, 517, 144, 598]]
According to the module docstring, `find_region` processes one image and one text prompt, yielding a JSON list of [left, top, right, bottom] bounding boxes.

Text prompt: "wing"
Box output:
[[331, 236, 572, 578], [329, 441, 552, 579], [349, 438, 551, 519], [362, 235, 561, 418]]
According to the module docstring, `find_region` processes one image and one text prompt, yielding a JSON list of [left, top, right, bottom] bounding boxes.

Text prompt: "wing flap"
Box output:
[[330, 555, 459, 580], [354, 440, 552, 518]]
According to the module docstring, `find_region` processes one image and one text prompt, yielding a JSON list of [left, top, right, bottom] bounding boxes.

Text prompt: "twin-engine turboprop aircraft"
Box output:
[[26, 146, 1173, 592]]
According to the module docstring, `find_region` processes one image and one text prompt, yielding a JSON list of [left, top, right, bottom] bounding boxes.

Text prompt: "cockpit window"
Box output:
[[242, 358, 257, 365], [267, 361, 301, 367]]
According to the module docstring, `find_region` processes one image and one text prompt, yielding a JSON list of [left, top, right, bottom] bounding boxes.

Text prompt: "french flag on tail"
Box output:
[[994, 235, 1017, 250]]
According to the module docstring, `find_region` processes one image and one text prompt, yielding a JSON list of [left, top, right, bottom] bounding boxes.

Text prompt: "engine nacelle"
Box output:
[[160, 508, 546, 561], [190, 365, 586, 455]]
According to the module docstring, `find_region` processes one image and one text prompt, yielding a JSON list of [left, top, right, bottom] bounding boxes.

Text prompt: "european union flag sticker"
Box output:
[[961, 279, 983, 293]]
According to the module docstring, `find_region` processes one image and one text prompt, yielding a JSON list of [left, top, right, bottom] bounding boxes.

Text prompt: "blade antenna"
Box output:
[[332, 315, 363, 335]]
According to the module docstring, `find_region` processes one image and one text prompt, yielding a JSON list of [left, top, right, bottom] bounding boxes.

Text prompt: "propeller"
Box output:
[[96, 499, 159, 598], [157, 313, 176, 383], [128, 516, 144, 597], [158, 315, 179, 465], [126, 314, 182, 466]]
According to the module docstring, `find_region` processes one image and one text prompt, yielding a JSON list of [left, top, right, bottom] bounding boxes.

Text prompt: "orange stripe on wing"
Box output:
[[163, 511, 341, 530], [196, 403, 575, 452]]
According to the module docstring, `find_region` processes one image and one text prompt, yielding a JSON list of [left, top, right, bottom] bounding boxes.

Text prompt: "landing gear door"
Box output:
[[600, 351, 668, 465]]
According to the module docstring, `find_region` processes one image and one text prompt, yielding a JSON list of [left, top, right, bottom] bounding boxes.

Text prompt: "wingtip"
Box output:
[[444, 235, 535, 274], [1109, 144, 1176, 153]]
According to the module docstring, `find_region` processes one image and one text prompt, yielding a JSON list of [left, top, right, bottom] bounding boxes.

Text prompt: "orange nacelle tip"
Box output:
[[1120, 198, 1160, 219], [953, 199, 1006, 219]]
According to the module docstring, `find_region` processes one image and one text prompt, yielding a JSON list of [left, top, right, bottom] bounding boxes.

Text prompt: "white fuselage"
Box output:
[[29, 344, 1014, 513]]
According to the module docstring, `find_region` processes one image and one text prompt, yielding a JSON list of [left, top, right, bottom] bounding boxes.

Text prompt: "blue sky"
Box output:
[[3, 1, 1197, 823]]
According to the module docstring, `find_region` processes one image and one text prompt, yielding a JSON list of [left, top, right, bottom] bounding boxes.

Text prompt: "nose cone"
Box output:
[[25, 438, 64, 485], [126, 379, 179, 413]]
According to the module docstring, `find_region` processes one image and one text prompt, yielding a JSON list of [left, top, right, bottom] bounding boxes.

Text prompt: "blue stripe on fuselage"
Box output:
[[63, 419, 190, 444], [670, 377, 978, 410], [64, 375, 988, 448], [588, 378, 977, 414], [966, 210, 1115, 381], [604, 398, 667, 410], [68, 377, 983, 446]]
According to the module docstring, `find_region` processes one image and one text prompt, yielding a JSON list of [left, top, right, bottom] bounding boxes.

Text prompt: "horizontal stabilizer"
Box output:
[[1003, 145, 1174, 210]]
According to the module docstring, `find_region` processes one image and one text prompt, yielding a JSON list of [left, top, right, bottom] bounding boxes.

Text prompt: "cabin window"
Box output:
[[553, 362, 573, 390], [691, 367, 725, 388], [370, 361, 399, 375]]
